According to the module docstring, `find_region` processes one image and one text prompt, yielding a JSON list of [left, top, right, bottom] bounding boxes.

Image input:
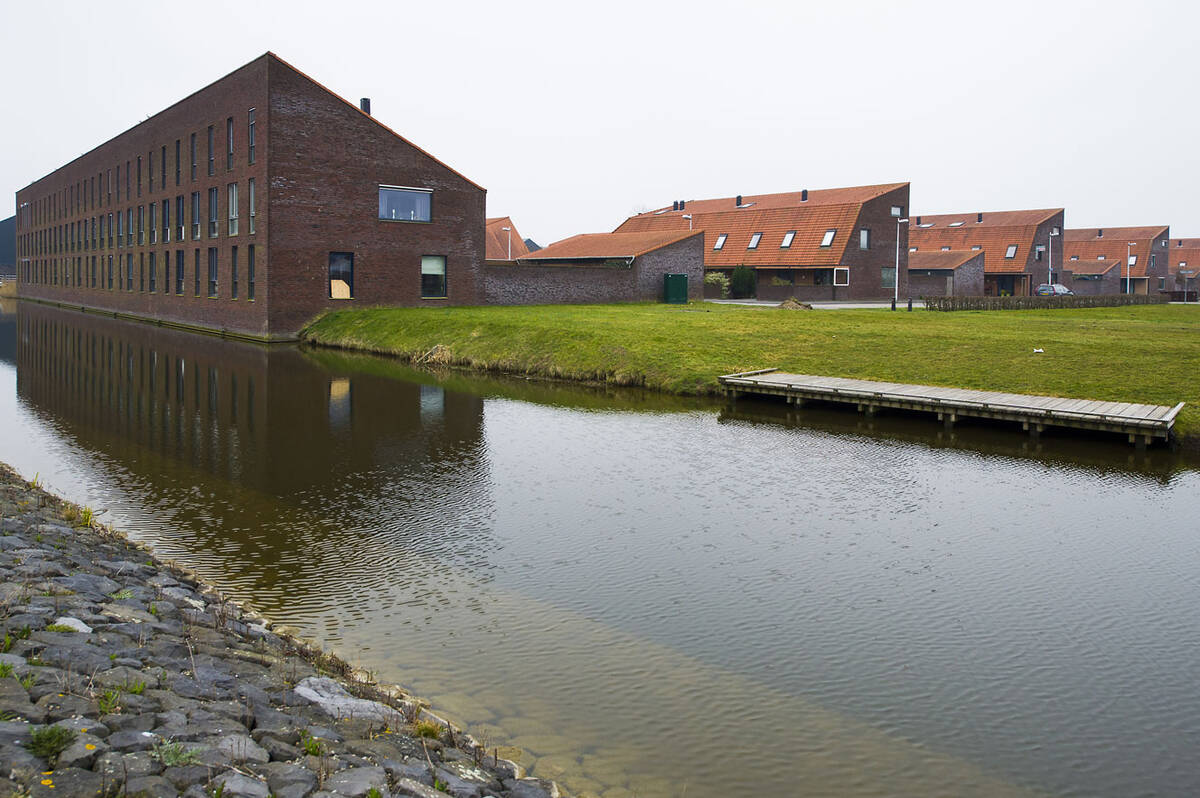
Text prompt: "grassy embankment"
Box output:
[[303, 302, 1200, 439]]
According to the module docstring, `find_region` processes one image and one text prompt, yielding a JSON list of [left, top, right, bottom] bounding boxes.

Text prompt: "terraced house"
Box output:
[[906, 208, 1064, 297], [1168, 238, 1200, 299], [1062, 226, 1171, 295], [614, 183, 911, 301], [14, 53, 485, 340]]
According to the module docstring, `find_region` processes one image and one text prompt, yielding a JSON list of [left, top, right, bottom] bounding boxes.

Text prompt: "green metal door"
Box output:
[[663, 273, 688, 304]]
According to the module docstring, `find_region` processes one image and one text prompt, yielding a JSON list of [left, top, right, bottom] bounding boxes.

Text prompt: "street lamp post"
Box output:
[[1127, 241, 1136, 295], [1048, 228, 1059, 287], [682, 214, 693, 231], [894, 217, 909, 310], [501, 226, 512, 260]]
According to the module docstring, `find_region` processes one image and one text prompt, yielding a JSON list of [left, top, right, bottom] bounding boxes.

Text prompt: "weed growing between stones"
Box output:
[[0, 662, 12, 678], [298, 729, 324, 757], [96, 689, 122, 715], [27, 725, 76, 764], [109, 588, 134, 600], [151, 739, 202, 767], [44, 623, 80, 633]]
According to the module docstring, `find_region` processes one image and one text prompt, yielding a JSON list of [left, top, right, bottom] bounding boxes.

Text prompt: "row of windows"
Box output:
[[712, 228, 868, 252], [328, 252, 447, 299], [19, 246, 256, 301], [16, 181, 256, 259], [908, 245, 1160, 268], [17, 109, 257, 232]]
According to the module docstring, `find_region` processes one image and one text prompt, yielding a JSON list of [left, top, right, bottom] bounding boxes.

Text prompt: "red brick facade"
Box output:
[[14, 53, 485, 340]]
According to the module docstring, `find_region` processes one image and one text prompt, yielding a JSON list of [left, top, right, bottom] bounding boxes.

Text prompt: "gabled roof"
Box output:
[[485, 217, 530, 260], [908, 251, 982, 270], [517, 230, 701, 262], [612, 183, 907, 268], [908, 207, 1063, 275], [1169, 239, 1200, 276], [1063, 259, 1120, 276], [1063, 226, 1169, 278]]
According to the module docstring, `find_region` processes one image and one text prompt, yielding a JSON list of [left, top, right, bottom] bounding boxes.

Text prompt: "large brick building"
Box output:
[[14, 53, 486, 340], [1062, 226, 1170, 295], [614, 184, 911, 301], [1168, 238, 1200, 299], [907, 208, 1064, 296]]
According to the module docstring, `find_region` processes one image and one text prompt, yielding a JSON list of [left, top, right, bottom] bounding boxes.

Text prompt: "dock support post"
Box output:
[[1023, 421, 1043, 439], [938, 412, 955, 430]]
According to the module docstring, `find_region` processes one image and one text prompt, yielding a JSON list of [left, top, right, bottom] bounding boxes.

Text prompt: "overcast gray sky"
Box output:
[[3, 0, 1197, 244]]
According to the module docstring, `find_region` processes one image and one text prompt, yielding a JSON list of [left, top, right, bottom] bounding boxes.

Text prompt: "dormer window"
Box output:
[[780, 231, 796, 248], [747, 232, 762, 249], [713, 234, 727, 251], [819, 229, 836, 247], [1004, 244, 1017, 258]]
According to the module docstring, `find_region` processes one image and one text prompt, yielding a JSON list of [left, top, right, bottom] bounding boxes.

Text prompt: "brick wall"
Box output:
[[265, 58, 486, 335], [908, 253, 984, 297], [1060, 268, 1121, 295], [482, 235, 703, 305]]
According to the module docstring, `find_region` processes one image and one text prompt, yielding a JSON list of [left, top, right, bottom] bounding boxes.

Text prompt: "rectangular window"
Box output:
[[116, 210, 123, 246], [176, 196, 185, 241], [175, 139, 181, 186], [329, 251, 354, 298], [149, 251, 157, 292], [139, 252, 144, 291], [247, 109, 256, 164], [137, 206, 145, 245], [228, 183, 239, 235], [1005, 244, 1018, 258], [175, 250, 184, 294], [108, 255, 113, 289], [191, 192, 201, 239], [207, 247, 218, 297], [190, 133, 197, 180], [421, 255, 447, 299], [208, 188, 219, 237], [820, 229, 836, 247], [890, 205, 904, 217], [161, 199, 170, 242], [780, 231, 796, 248], [1151, 254, 1157, 268], [247, 245, 255, 300], [149, 150, 154, 192], [941, 246, 951, 251], [126, 160, 131, 197], [207, 125, 215, 176], [378, 186, 431, 221], [137, 156, 142, 196], [107, 213, 113, 247], [713, 233, 727, 251], [860, 229, 871, 250], [1128, 254, 1137, 266], [226, 117, 234, 169], [194, 249, 201, 295], [248, 178, 256, 234], [881, 266, 896, 288], [231, 246, 239, 298], [127, 253, 134, 290], [834, 267, 850, 287], [161, 145, 167, 189], [116, 164, 121, 202], [1035, 245, 1045, 262], [747, 232, 762, 249], [149, 203, 157, 243]]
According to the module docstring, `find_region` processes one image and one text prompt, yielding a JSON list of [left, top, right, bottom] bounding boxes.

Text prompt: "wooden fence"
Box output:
[[924, 294, 1170, 312]]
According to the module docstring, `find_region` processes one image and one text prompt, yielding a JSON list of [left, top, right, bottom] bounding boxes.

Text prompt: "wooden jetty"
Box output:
[[718, 369, 1184, 447]]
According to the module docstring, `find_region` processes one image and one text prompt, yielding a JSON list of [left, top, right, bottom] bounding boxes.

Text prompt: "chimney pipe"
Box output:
[[679, 200, 685, 210], [360, 98, 371, 115], [801, 189, 808, 202], [1098, 228, 1103, 238], [735, 195, 743, 207], [976, 212, 983, 223], [916, 216, 922, 225], [672, 201, 679, 211]]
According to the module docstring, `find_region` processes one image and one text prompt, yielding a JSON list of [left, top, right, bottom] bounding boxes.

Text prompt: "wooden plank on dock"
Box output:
[[718, 370, 1184, 445]]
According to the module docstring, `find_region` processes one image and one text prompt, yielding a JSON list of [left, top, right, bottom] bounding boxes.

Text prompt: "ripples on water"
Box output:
[[1, 301, 1199, 797]]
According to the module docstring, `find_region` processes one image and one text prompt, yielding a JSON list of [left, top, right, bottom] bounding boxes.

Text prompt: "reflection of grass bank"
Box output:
[[0, 282, 16, 298], [304, 303, 1200, 440]]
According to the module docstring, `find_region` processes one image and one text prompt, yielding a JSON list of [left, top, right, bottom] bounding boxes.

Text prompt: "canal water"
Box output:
[[1, 300, 1198, 798]]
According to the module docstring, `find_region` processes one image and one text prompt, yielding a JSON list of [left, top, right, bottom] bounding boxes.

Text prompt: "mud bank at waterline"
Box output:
[[0, 463, 568, 798]]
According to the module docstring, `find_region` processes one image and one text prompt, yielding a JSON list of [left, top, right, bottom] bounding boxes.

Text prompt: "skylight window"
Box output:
[[780, 231, 796, 248], [747, 233, 762, 249], [909, 247, 918, 252], [1004, 244, 1018, 258], [971, 245, 982, 250], [713, 234, 727, 251], [948, 222, 964, 227], [1182, 261, 1189, 267], [1128, 255, 1137, 266], [1097, 255, 1105, 260], [1070, 255, 1079, 261], [819, 229, 836, 247], [918, 223, 934, 228]]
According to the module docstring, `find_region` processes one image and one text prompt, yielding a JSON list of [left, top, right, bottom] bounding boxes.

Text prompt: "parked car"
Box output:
[[1036, 283, 1074, 296]]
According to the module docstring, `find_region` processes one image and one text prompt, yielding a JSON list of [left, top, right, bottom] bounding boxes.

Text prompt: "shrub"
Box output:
[[703, 271, 730, 299], [730, 265, 756, 298], [925, 293, 1169, 311], [27, 725, 76, 764]]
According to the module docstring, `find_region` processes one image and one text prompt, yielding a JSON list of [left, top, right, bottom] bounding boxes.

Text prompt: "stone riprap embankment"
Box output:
[[0, 465, 564, 798]]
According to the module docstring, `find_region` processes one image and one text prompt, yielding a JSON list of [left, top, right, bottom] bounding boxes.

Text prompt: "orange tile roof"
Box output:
[[518, 230, 701, 261], [1169, 239, 1200, 276], [1063, 226, 1169, 278], [908, 251, 981, 270], [908, 208, 1062, 275], [612, 182, 907, 268], [485, 217, 530, 260], [1063, 259, 1119, 276], [622, 183, 908, 222]]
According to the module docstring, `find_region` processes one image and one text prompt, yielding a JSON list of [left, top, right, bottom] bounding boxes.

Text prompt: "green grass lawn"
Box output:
[[303, 302, 1200, 438]]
